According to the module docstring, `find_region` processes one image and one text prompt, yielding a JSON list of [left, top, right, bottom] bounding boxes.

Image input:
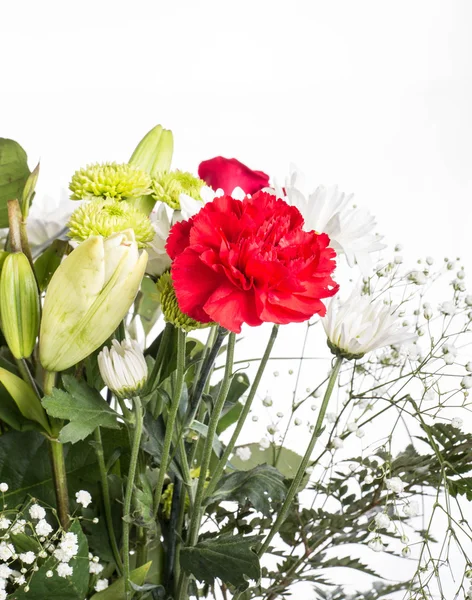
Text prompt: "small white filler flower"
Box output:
[[322, 287, 416, 360], [98, 339, 148, 398]]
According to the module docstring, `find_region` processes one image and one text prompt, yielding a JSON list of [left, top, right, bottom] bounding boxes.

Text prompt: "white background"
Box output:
[[1, 1, 472, 598]]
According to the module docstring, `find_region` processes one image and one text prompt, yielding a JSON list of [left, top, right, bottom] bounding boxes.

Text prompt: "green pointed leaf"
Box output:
[[42, 375, 119, 444], [0, 367, 51, 434], [0, 138, 31, 227], [207, 464, 286, 516], [190, 420, 224, 457], [34, 239, 70, 292], [13, 520, 89, 600], [180, 535, 261, 589], [90, 561, 152, 599], [136, 276, 161, 335]]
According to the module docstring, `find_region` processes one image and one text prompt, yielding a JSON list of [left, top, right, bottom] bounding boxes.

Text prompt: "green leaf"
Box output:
[[180, 534, 261, 589], [230, 443, 307, 487], [0, 367, 51, 434], [447, 476, 472, 501], [207, 464, 286, 516], [190, 420, 224, 457], [90, 561, 152, 599], [0, 428, 128, 510], [0, 138, 30, 227], [34, 239, 70, 292], [0, 378, 39, 431], [13, 520, 89, 600], [136, 276, 161, 335], [42, 375, 119, 444]]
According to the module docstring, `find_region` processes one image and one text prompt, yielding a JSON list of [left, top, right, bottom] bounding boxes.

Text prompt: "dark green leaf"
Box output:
[[180, 534, 261, 589], [34, 239, 70, 292], [230, 443, 307, 486], [13, 520, 89, 600], [0, 138, 30, 228], [207, 464, 286, 516], [90, 561, 152, 599], [42, 375, 119, 444]]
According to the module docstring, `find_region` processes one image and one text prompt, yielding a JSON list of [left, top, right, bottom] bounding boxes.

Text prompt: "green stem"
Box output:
[[153, 328, 187, 518], [257, 356, 343, 557], [145, 323, 173, 398], [44, 370, 70, 530], [204, 325, 279, 501], [123, 395, 144, 600], [178, 333, 236, 600], [94, 427, 123, 574], [16, 358, 42, 399]]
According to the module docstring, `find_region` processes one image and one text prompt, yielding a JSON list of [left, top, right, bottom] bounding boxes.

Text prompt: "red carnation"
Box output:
[[166, 192, 339, 333], [198, 157, 270, 195]]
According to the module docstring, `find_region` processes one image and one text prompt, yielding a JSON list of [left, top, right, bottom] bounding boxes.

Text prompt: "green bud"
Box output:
[[156, 272, 210, 332], [128, 125, 174, 215], [40, 229, 148, 372], [0, 252, 40, 359], [129, 125, 174, 178]]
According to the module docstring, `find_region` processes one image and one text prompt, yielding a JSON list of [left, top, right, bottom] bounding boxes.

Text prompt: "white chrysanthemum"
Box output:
[[282, 167, 385, 273], [146, 186, 244, 277], [322, 288, 416, 359], [98, 339, 148, 399], [27, 190, 74, 252]]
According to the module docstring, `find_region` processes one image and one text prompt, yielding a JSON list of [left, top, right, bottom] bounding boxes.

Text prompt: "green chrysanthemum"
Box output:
[[156, 272, 210, 331], [69, 162, 152, 200], [152, 170, 205, 210], [68, 198, 154, 248]]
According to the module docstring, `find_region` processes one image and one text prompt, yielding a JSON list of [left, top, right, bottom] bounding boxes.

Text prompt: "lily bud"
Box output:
[[0, 252, 40, 359], [128, 125, 174, 215], [39, 229, 148, 372], [129, 125, 174, 178]]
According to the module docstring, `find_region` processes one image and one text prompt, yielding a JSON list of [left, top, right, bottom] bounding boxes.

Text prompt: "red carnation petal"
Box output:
[[203, 284, 263, 333], [166, 218, 194, 260], [198, 157, 270, 195]]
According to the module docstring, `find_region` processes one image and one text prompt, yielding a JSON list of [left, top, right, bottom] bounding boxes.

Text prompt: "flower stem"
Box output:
[[153, 328, 187, 518], [257, 356, 343, 557], [185, 326, 227, 428], [94, 426, 123, 574], [44, 370, 70, 530], [178, 333, 236, 600], [203, 325, 279, 501], [123, 395, 144, 600]]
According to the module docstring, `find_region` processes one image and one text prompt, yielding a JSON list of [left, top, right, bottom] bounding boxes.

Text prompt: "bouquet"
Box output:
[[0, 125, 469, 600]]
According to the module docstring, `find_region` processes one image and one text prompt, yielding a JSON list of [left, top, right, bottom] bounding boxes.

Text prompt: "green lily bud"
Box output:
[[39, 229, 148, 372], [0, 252, 40, 359], [129, 125, 174, 178], [128, 125, 174, 215]]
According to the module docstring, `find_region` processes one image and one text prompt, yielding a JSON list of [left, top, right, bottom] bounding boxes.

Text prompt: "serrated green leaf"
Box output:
[[90, 561, 152, 599], [207, 464, 286, 516], [180, 535, 261, 589], [42, 375, 119, 444], [13, 520, 89, 600], [0, 138, 30, 227]]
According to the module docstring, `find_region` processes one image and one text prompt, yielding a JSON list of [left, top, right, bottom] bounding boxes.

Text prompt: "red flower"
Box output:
[[166, 192, 339, 333], [198, 157, 270, 195]]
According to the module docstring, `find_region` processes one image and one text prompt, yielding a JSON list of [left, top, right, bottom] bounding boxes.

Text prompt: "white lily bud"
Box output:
[[40, 230, 147, 371]]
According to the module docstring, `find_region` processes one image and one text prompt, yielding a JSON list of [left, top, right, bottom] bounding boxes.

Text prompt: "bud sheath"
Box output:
[[0, 252, 40, 359]]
